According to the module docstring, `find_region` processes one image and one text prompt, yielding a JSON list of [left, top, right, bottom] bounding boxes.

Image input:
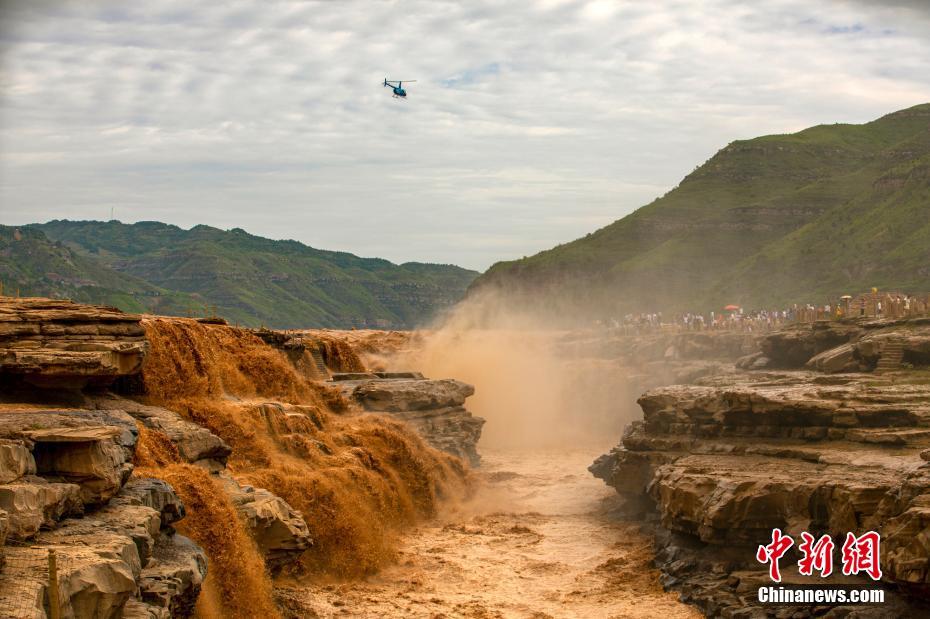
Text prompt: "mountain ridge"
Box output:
[[1, 220, 477, 328]]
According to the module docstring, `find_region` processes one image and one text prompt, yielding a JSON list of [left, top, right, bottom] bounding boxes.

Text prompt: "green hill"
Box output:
[[0, 225, 196, 314], [471, 103, 930, 320], [1, 221, 477, 328]]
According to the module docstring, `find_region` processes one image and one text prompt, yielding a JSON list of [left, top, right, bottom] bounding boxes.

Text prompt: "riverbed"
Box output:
[[277, 447, 699, 618]]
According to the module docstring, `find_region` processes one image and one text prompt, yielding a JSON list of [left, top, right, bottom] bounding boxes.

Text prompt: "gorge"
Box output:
[[3, 296, 930, 618]]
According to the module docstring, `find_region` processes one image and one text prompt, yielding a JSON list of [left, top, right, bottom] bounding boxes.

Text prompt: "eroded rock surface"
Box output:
[[334, 376, 485, 465], [222, 473, 312, 572], [0, 298, 147, 388], [592, 371, 930, 615], [0, 477, 83, 540], [0, 300, 208, 617], [0, 438, 35, 483], [0, 410, 138, 505], [761, 317, 930, 372], [139, 533, 207, 617], [88, 395, 233, 469], [0, 475, 206, 619], [0, 411, 205, 616]]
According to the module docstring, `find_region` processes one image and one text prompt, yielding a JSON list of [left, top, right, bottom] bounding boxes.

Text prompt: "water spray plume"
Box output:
[[390, 290, 640, 450]]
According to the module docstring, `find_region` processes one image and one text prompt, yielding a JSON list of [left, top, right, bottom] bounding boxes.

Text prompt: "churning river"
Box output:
[[280, 447, 700, 619]]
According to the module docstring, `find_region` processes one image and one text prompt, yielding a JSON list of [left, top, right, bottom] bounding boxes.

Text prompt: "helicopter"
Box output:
[[384, 78, 416, 98]]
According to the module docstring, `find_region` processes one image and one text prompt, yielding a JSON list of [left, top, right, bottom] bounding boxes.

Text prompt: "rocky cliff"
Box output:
[[591, 320, 930, 616], [0, 298, 474, 618], [0, 300, 206, 618], [1, 298, 147, 389], [753, 317, 930, 373]]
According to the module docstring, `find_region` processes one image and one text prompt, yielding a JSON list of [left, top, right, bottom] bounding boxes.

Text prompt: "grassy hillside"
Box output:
[[472, 103, 930, 319], [2, 221, 477, 328], [0, 225, 197, 314]]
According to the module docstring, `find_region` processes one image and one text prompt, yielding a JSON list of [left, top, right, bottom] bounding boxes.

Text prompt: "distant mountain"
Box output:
[[0, 225, 197, 314], [1, 221, 477, 328], [471, 104, 930, 320]]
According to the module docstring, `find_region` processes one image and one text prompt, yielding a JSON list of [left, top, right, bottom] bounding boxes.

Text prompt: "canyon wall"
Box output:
[[591, 318, 930, 616]]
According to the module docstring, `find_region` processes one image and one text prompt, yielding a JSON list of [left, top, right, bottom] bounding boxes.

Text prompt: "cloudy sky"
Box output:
[[1, 0, 929, 271]]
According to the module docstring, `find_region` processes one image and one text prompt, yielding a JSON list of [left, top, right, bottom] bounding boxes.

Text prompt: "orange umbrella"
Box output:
[[723, 304, 740, 311]]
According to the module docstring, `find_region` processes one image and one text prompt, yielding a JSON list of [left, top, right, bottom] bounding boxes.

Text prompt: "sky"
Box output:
[[1, 0, 930, 272]]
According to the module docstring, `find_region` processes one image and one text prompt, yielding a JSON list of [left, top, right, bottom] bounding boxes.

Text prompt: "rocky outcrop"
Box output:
[[0, 468, 206, 617], [138, 533, 207, 617], [83, 397, 314, 577], [0, 425, 206, 618], [0, 438, 35, 483], [0, 298, 147, 388], [0, 409, 138, 505], [0, 476, 83, 540], [759, 317, 930, 372], [760, 322, 861, 367], [222, 474, 312, 572], [87, 395, 312, 575], [88, 395, 233, 469], [0, 299, 208, 617], [334, 376, 485, 465], [804, 342, 858, 373], [350, 378, 474, 412], [591, 371, 930, 615]]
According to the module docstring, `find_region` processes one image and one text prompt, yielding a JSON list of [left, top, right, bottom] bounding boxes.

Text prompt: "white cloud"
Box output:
[[1, 0, 929, 270]]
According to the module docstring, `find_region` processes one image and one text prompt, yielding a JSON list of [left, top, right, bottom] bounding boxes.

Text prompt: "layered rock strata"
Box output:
[[333, 375, 485, 465], [751, 317, 930, 372], [84, 395, 313, 571], [0, 298, 147, 388], [591, 371, 930, 616], [0, 298, 314, 616], [89, 395, 233, 471], [221, 474, 312, 572], [0, 414, 206, 618]]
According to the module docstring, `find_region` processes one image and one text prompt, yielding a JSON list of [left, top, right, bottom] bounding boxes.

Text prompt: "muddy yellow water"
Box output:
[[279, 448, 699, 619]]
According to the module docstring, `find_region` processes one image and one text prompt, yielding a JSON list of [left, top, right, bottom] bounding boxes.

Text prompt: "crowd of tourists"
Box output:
[[602, 291, 930, 335]]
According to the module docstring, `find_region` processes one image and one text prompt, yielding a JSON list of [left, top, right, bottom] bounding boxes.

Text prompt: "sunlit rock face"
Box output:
[[592, 330, 930, 616], [0, 297, 148, 388]]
